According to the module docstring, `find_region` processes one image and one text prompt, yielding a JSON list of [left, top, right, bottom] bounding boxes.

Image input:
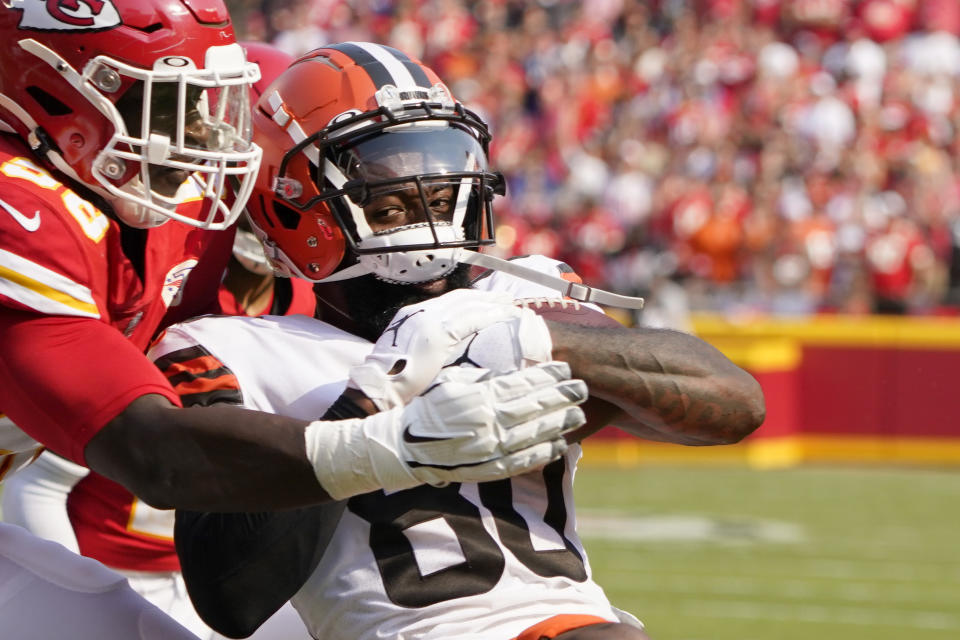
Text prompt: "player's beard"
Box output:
[[340, 263, 473, 340]]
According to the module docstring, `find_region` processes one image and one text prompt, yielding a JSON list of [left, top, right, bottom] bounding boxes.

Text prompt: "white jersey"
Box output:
[[148, 256, 620, 640]]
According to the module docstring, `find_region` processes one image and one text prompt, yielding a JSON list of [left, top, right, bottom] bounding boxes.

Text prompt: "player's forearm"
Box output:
[[547, 322, 765, 445], [87, 362, 582, 511], [85, 396, 332, 511]]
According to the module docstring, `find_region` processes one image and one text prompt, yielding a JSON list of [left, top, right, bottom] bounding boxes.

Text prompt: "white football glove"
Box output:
[[348, 288, 553, 410], [305, 362, 586, 499]]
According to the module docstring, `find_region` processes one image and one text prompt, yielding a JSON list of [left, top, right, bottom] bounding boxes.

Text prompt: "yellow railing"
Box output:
[[580, 312, 960, 467]]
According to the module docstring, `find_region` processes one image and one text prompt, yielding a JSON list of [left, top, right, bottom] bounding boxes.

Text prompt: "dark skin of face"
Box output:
[[314, 263, 473, 342], [362, 182, 455, 231], [114, 81, 210, 197], [314, 182, 466, 340]]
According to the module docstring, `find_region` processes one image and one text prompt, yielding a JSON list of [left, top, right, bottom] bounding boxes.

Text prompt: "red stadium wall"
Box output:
[[581, 314, 960, 467]]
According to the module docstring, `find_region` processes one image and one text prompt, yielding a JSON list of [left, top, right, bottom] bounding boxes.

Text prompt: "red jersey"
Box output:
[[0, 134, 237, 570], [68, 276, 318, 572], [67, 471, 179, 571], [65, 271, 318, 572], [218, 275, 318, 317], [64, 275, 318, 572], [0, 134, 234, 464]]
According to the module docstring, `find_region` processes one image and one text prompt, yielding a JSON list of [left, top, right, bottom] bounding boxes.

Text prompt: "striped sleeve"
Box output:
[[554, 260, 583, 285], [152, 344, 243, 408], [0, 247, 100, 318]]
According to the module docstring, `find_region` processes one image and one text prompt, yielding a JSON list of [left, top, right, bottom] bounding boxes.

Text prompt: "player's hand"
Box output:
[[305, 362, 587, 499], [396, 363, 585, 486], [348, 289, 552, 410]]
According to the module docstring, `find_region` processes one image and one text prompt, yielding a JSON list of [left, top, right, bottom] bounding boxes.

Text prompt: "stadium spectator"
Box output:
[[228, 0, 960, 317]]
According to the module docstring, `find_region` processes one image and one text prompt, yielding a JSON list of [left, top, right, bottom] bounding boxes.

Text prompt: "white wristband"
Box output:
[[303, 411, 419, 500]]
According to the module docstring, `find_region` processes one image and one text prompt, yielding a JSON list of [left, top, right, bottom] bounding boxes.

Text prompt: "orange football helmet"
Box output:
[[247, 42, 502, 284]]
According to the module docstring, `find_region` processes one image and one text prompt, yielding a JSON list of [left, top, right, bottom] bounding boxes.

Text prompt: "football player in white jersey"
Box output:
[[158, 42, 766, 640], [0, 3, 588, 635]]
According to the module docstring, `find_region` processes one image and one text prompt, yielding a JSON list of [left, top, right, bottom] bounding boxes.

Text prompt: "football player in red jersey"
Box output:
[[164, 42, 766, 640], [0, 2, 589, 637], [0, 40, 313, 639]]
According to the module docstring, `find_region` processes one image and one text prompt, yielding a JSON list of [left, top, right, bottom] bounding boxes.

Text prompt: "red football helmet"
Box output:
[[248, 41, 502, 284], [242, 41, 295, 103], [0, 0, 262, 229]]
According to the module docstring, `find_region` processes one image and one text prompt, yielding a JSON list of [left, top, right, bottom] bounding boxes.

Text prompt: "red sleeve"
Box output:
[[0, 310, 181, 465], [286, 277, 318, 316]]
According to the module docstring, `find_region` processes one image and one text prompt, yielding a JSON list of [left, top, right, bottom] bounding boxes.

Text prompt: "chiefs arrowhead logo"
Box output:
[[12, 0, 121, 31], [162, 259, 199, 308]]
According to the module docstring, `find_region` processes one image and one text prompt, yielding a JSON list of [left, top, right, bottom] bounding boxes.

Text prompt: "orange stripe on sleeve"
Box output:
[[153, 345, 243, 406], [172, 373, 240, 397], [161, 354, 230, 380]]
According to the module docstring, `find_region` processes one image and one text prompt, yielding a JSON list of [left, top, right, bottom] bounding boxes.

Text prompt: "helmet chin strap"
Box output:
[[317, 247, 645, 310], [233, 229, 274, 276], [314, 262, 371, 283], [318, 223, 463, 284], [459, 251, 645, 310]]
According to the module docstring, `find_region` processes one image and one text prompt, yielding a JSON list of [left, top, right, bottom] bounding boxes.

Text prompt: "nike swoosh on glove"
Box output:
[[304, 362, 586, 499]]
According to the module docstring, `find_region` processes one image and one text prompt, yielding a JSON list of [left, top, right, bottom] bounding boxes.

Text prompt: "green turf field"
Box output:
[[3, 463, 956, 639], [574, 464, 960, 640]]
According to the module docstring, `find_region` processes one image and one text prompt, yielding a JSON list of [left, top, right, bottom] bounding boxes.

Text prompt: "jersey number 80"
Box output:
[[348, 458, 587, 608]]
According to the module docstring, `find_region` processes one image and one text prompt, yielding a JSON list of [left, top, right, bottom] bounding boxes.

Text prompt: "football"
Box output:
[[516, 297, 623, 328]]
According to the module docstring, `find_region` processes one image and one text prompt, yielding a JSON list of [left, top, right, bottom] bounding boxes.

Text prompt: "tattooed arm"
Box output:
[[546, 322, 765, 445]]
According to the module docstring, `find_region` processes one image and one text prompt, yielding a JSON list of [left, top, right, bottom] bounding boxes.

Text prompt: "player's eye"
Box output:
[[370, 205, 405, 221], [427, 186, 455, 219]]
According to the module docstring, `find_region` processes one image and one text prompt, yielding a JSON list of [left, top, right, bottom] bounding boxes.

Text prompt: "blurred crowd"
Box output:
[[227, 0, 960, 324]]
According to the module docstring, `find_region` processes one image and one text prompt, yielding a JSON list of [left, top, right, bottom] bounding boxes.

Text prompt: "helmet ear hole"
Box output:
[[272, 200, 302, 230], [25, 86, 72, 117]]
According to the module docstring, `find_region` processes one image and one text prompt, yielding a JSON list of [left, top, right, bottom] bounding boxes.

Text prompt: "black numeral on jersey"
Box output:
[[478, 458, 586, 582], [348, 482, 504, 607], [347, 458, 586, 608]]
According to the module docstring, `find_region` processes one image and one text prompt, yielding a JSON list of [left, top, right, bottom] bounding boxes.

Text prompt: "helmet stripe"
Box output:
[[379, 44, 432, 88], [329, 42, 395, 87], [331, 42, 430, 92]]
